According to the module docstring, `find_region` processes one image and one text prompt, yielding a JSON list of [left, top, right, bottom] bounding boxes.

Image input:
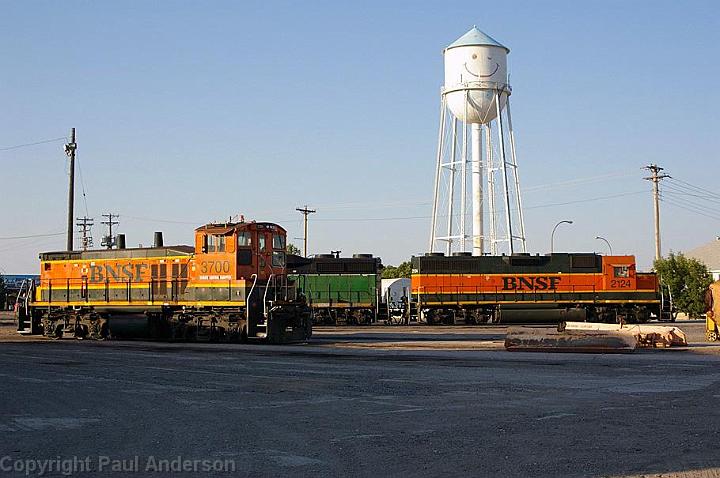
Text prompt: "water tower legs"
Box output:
[[446, 119, 458, 256], [495, 90, 514, 254], [429, 97, 447, 253], [429, 88, 527, 255], [471, 123, 483, 256], [506, 97, 527, 253], [485, 123, 497, 255]]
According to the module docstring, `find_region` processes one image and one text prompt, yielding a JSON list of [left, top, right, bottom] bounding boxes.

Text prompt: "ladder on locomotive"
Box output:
[[255, 274, 292, 339], [15, 279, 34, 334], [659, 282, 676, 322]]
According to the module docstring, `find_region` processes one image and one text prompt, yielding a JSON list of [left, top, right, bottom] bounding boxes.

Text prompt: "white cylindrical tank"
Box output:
[[444, 27, 510, 124], [381, 278, 411, 305]]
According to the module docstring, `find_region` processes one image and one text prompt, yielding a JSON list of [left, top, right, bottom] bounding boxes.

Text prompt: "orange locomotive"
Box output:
[[411, 252, 667, 324], [16, 220, 312, 343]]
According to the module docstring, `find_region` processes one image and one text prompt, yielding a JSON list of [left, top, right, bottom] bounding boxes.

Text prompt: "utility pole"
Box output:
[[64, 128, 77, 251], [295, 206, 316, 257], [643, 164, 670, 262], [76, 216, 94, 251], [101, 213, 119, 249]]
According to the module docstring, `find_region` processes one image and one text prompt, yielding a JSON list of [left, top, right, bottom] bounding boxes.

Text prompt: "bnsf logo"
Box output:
[[502, 276, 561, 291], [88, 264, 149, 283]]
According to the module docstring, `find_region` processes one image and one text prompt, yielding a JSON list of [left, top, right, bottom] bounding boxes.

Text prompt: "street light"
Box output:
[[550, 220, 573, 253], [595, 236, 613, 255]]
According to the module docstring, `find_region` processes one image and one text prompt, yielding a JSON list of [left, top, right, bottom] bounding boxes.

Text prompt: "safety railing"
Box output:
[[35, 277, 239, 304]]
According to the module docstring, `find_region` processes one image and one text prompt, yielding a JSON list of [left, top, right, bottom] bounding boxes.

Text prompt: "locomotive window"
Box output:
[[206, 235, 224, 252], [614, 266, 629, 278], [259, 235, 266, 252], [272, 251, 286, 267], [237, 249, 252, 265], [237, 232, 252, 247], [273, 234, 286, 250]]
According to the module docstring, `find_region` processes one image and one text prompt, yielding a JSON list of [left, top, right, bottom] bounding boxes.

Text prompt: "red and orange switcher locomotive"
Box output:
[[16, 220, 312, 343]]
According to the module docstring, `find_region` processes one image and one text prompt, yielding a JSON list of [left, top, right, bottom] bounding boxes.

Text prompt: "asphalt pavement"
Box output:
[[1, 321, 719, 477]]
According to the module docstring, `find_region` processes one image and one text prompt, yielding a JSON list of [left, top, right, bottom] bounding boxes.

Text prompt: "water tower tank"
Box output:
[[444, 27, 510, 124]]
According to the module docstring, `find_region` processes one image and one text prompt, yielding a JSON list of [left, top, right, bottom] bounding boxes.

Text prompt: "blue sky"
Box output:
[[1, 0, 719, 273]]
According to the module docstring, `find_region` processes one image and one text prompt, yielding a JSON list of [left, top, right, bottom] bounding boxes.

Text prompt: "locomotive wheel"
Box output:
[[89, 320, 103, 340], [421, 310, 436, 325], [74, 324, 89, 339], [48, 323, 63, 339], [44, 320, 63, 339]]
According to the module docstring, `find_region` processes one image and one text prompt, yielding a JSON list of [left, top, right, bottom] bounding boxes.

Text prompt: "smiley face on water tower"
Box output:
[[462, 50, 502, 81], [443, 28, 510, 124]]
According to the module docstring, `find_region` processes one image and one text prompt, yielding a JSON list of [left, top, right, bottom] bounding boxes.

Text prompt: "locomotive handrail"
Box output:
[[263, 274, 274, 318], [247, 273, 258, 306]]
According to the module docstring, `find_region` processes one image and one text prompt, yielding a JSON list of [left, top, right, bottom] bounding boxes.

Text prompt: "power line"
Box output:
[[669, 177, 720, 200], [523, 171, 637, 193], [660, 190, 720, 219], [76, 151, 90, 217], [122, 214, 200, 225], [661, 182, 720, 204], [0, 232, 65, 240], [660, 197, 720, 222], [0, 236, 62, 254], [523, 191, 645, 210], [661, 189, 720, 212], [0, 136, 67, 152]]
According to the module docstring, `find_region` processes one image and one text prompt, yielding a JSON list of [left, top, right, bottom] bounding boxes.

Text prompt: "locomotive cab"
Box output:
[[600, 256, 637, 291], [194, 221, 287, 282]]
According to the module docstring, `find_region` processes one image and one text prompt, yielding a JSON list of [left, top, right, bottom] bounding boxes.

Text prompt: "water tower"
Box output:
[[429, 27, 527, 255]]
